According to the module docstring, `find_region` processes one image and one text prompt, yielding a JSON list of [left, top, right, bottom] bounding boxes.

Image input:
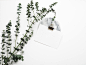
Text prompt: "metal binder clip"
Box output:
[[48, 21, 54, 30]]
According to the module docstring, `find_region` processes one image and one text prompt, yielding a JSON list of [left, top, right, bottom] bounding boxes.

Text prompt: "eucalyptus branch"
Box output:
[[14, 3, 22, 47], [11, 2, 57, 56], [0, 30, 6, 65], [0, 1, 58, 65], [1, 30, 5, 65]]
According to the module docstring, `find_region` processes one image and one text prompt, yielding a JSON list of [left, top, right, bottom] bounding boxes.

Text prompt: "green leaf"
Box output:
[[17, 23, 20, 27], [6, 35, 11, 38], [41, 15, 43, 18], [51, 8, 55, 12], [21, 38, 24, 42], [18, 6, 22, 9], [7, 49, 9, 51], [17, 9, 21, 11], [35, 2, 38, 6], [17, 12, 21, 15], [37, 13, 40, 16], [1, 55, 4, 59], [2, 34, 5, 37], [52, 18, 54, 21], [15, 25, 18, 27], [32, 22, 35, 24], [6, 25, 10, 28], [7, 43, 11, 45], [31, 31, 33, 34], [26, 13, 28, 15], [43, 15, 46, 17], [7, 39, 12, 41], [8, 28, 11, 30], [16, 28, 19, 31], [4, 57, 10, 63], [38, 19, 40, 21], [15, 34, 18, 37], [19, 3, 21, 5], [32, 7, 34, 10], [24, 34, 27, 37], [50, 2, 58, 7], [27, 14, 30, 17], [35, 2, 39, 11], [2, 48, 5, 50], [1, 52, 5, 54], [26, 30, 29, 32], [14, 47, 20, 51], [20, 46, 23, 49], [29, 26, 32, 28], [8, 21, 12, 26], [24, 41, 27, 44], [31, 0, 33, 6], [2, 39, 5, 42], [52, 2, 58, 6], [2, 44, 5, 47], [25, 37, 28, 41], [6, 46, 10, 48], [16, 21, 18, 22], [49, 5, 52, 8], [9, 52, 13, 55], [33, 15, 35, 18], [27, 3, 30, 8], [6, 30, 11, 34], [20, 43, 24, 46], [29, 35, 31, 37], [22, 58, 24, 61]]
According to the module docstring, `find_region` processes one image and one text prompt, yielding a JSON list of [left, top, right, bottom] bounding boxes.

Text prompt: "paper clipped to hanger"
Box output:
[[34, 23, 62, 49]]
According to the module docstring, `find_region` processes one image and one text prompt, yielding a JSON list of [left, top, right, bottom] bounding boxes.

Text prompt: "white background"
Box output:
[[0, 0, 86, 65]]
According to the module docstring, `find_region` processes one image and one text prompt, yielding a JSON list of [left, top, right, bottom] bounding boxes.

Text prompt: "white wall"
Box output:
[[0, 0, 86, 65]]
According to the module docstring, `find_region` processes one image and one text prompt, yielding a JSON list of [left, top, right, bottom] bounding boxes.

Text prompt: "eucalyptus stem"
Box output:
[[10, 45, 11, 52], [28, 19, 29, 25], [2, 52, 3, 65], [15, 37, 17, 48]]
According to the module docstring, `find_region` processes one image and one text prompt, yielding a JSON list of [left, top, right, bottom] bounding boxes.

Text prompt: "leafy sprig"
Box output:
[[0, 1, 58, 65], [15, 3, 22, 48]]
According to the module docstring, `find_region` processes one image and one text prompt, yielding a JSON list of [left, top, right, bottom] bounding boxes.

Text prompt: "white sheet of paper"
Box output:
[[34, 24, 62, 49]]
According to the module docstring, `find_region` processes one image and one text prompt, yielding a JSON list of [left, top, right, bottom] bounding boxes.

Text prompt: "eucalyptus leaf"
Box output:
[[2, 44, 5, 47], [29, 35, 31, 37], [2, 48, 5, 50], [7, 39, 12, 41], [14, 47, 20, 51], [26, 30, 29, 32], [7, 49, 9, 51], [16, 28, 19, 31], [15, 34, 18, 37], [21, 38, 24, 42], [1, 52, 5, 54], [2, 34, 5, 37], [2, 39, 5, 42]]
